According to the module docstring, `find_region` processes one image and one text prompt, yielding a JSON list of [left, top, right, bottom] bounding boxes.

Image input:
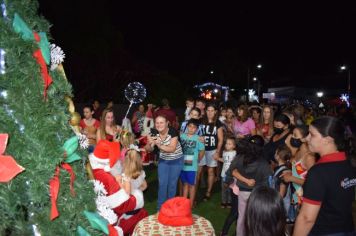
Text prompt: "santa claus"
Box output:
[[89, 140, 148, 235]]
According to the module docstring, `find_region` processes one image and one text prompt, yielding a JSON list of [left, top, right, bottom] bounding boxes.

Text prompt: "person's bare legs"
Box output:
[[183, 183, 189, 198], [206, 167, 215, 198], [178, 179, 183, 196], [189, 185, 196, 207], [196, 166, 203, 190]]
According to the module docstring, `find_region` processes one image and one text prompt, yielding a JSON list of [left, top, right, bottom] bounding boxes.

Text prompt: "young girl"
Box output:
[[273, 144, 292, 218], [215, 136, 237, 208], [80, 104, 100, 152], [119, 130, 135, 161], [116, 149, 147, 194]]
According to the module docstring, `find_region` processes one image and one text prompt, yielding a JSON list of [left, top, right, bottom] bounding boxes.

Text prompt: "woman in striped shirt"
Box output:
[[145, 115, 183, 210]]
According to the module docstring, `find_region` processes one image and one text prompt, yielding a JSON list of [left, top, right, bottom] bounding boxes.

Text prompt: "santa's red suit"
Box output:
[[89, 140, 148, 235]]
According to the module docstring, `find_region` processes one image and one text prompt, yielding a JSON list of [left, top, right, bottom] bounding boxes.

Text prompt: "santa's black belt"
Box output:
[[126, 208, 141, 215]]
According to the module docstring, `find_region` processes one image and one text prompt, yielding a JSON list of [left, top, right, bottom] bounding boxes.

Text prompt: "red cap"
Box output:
[[158, 197, 193, 226], [93, 140, 120, 168]]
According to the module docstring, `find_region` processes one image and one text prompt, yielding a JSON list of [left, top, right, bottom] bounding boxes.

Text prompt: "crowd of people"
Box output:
[[79, 98, 356, 236]]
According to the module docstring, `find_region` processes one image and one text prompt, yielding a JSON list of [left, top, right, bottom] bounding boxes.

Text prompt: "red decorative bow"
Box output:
[[49, 163, 76, 220], [0, 134, 25, 183], [32, 32, 52, 98]]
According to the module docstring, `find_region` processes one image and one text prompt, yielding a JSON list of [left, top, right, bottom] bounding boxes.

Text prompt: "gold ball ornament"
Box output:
[[64, 95, 75, 114], [70, 112, 81, 126], [56, 64, 68, 81]]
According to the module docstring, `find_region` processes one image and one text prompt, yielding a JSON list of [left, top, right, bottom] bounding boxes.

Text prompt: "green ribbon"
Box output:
[[76, 226, 91, 236], [83, 211, 109, 235], [63, 136, 81, 163], [12, 13, 50, 64], [38, 32, 50, 65], [12, 13, 34, 41]]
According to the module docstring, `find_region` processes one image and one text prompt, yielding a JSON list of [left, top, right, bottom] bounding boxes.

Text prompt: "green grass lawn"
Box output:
[[143, 165, 235, 235]]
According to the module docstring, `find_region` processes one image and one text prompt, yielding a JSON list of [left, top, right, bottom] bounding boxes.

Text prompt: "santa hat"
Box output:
[[158, 197, 193, 226], [89, 140, 120, 172]]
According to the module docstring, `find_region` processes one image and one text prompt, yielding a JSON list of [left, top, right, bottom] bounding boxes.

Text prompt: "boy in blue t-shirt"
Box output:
[[180, 118, 205, 207]]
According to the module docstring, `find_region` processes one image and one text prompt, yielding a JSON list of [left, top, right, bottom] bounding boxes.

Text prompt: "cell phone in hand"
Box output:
[[150, 128, 158, 136]]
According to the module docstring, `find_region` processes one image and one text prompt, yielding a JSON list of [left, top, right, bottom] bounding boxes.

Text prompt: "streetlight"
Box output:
[[253, 77, 257, 81], [210, 70, 214, 74], [340, 65, 351, 98], [257, 64, 262, 69], [316, 92, 324, 98]]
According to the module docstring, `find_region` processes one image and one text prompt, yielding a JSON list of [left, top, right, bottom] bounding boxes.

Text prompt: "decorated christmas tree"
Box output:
[[0, 1, 106, 235]]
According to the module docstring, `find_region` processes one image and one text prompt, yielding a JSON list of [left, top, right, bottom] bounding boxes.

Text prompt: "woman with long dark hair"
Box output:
[[293, 116, 356, 236], [281, 125, 315, 211], [245, 186, 286, 236], [197, 103, 224, 201], [264, 113, 291, 164]]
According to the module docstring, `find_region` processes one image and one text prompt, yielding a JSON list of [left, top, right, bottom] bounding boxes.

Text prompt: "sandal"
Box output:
[[220, 203, 226, 208], [203, 192, 211, 201]]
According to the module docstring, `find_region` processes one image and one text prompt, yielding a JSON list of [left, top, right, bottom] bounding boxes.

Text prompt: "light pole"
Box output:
[[253, 77, 261, 98], [247, 64, 262, 101], [316, 91, 324, 108], [340, 65, 351, 98]]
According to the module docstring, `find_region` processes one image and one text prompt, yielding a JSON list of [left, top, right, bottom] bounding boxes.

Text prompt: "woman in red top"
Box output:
[[256, 105, 274, 142], [96, 108, 122, 143], [80, 105, 100, 150]]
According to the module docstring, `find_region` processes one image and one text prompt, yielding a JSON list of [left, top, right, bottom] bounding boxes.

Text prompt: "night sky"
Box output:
[[38, 1, 356, 103]]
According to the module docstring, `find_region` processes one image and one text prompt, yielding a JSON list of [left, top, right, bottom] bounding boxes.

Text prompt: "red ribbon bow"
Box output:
[[0, 134, 25, 183], [49, 163, 76, 220], [32, 32, 52, 98]]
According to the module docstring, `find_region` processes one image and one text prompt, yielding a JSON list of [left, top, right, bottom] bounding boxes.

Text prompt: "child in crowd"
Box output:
[[219, 106, 227, 122], [215, 136, 237, 208], [184, 98, 195, 121], [80, 104, 100, 153], [119, 130, 135, 161], [272, 144, 293, 218], [180, 108, 203, 135], [180, 118, 205, 207], [116, 148, 147, 194], [107, 130, 135, 177]]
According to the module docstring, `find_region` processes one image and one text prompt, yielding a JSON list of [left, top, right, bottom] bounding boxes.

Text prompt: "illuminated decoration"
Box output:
[[0, 48, 5, 74], [194, 82, 230, 101], [1, 1, 7, 19], [248, 89, 259, 102], [0, 89, 7, 99], [340, 93, 350, 107]]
